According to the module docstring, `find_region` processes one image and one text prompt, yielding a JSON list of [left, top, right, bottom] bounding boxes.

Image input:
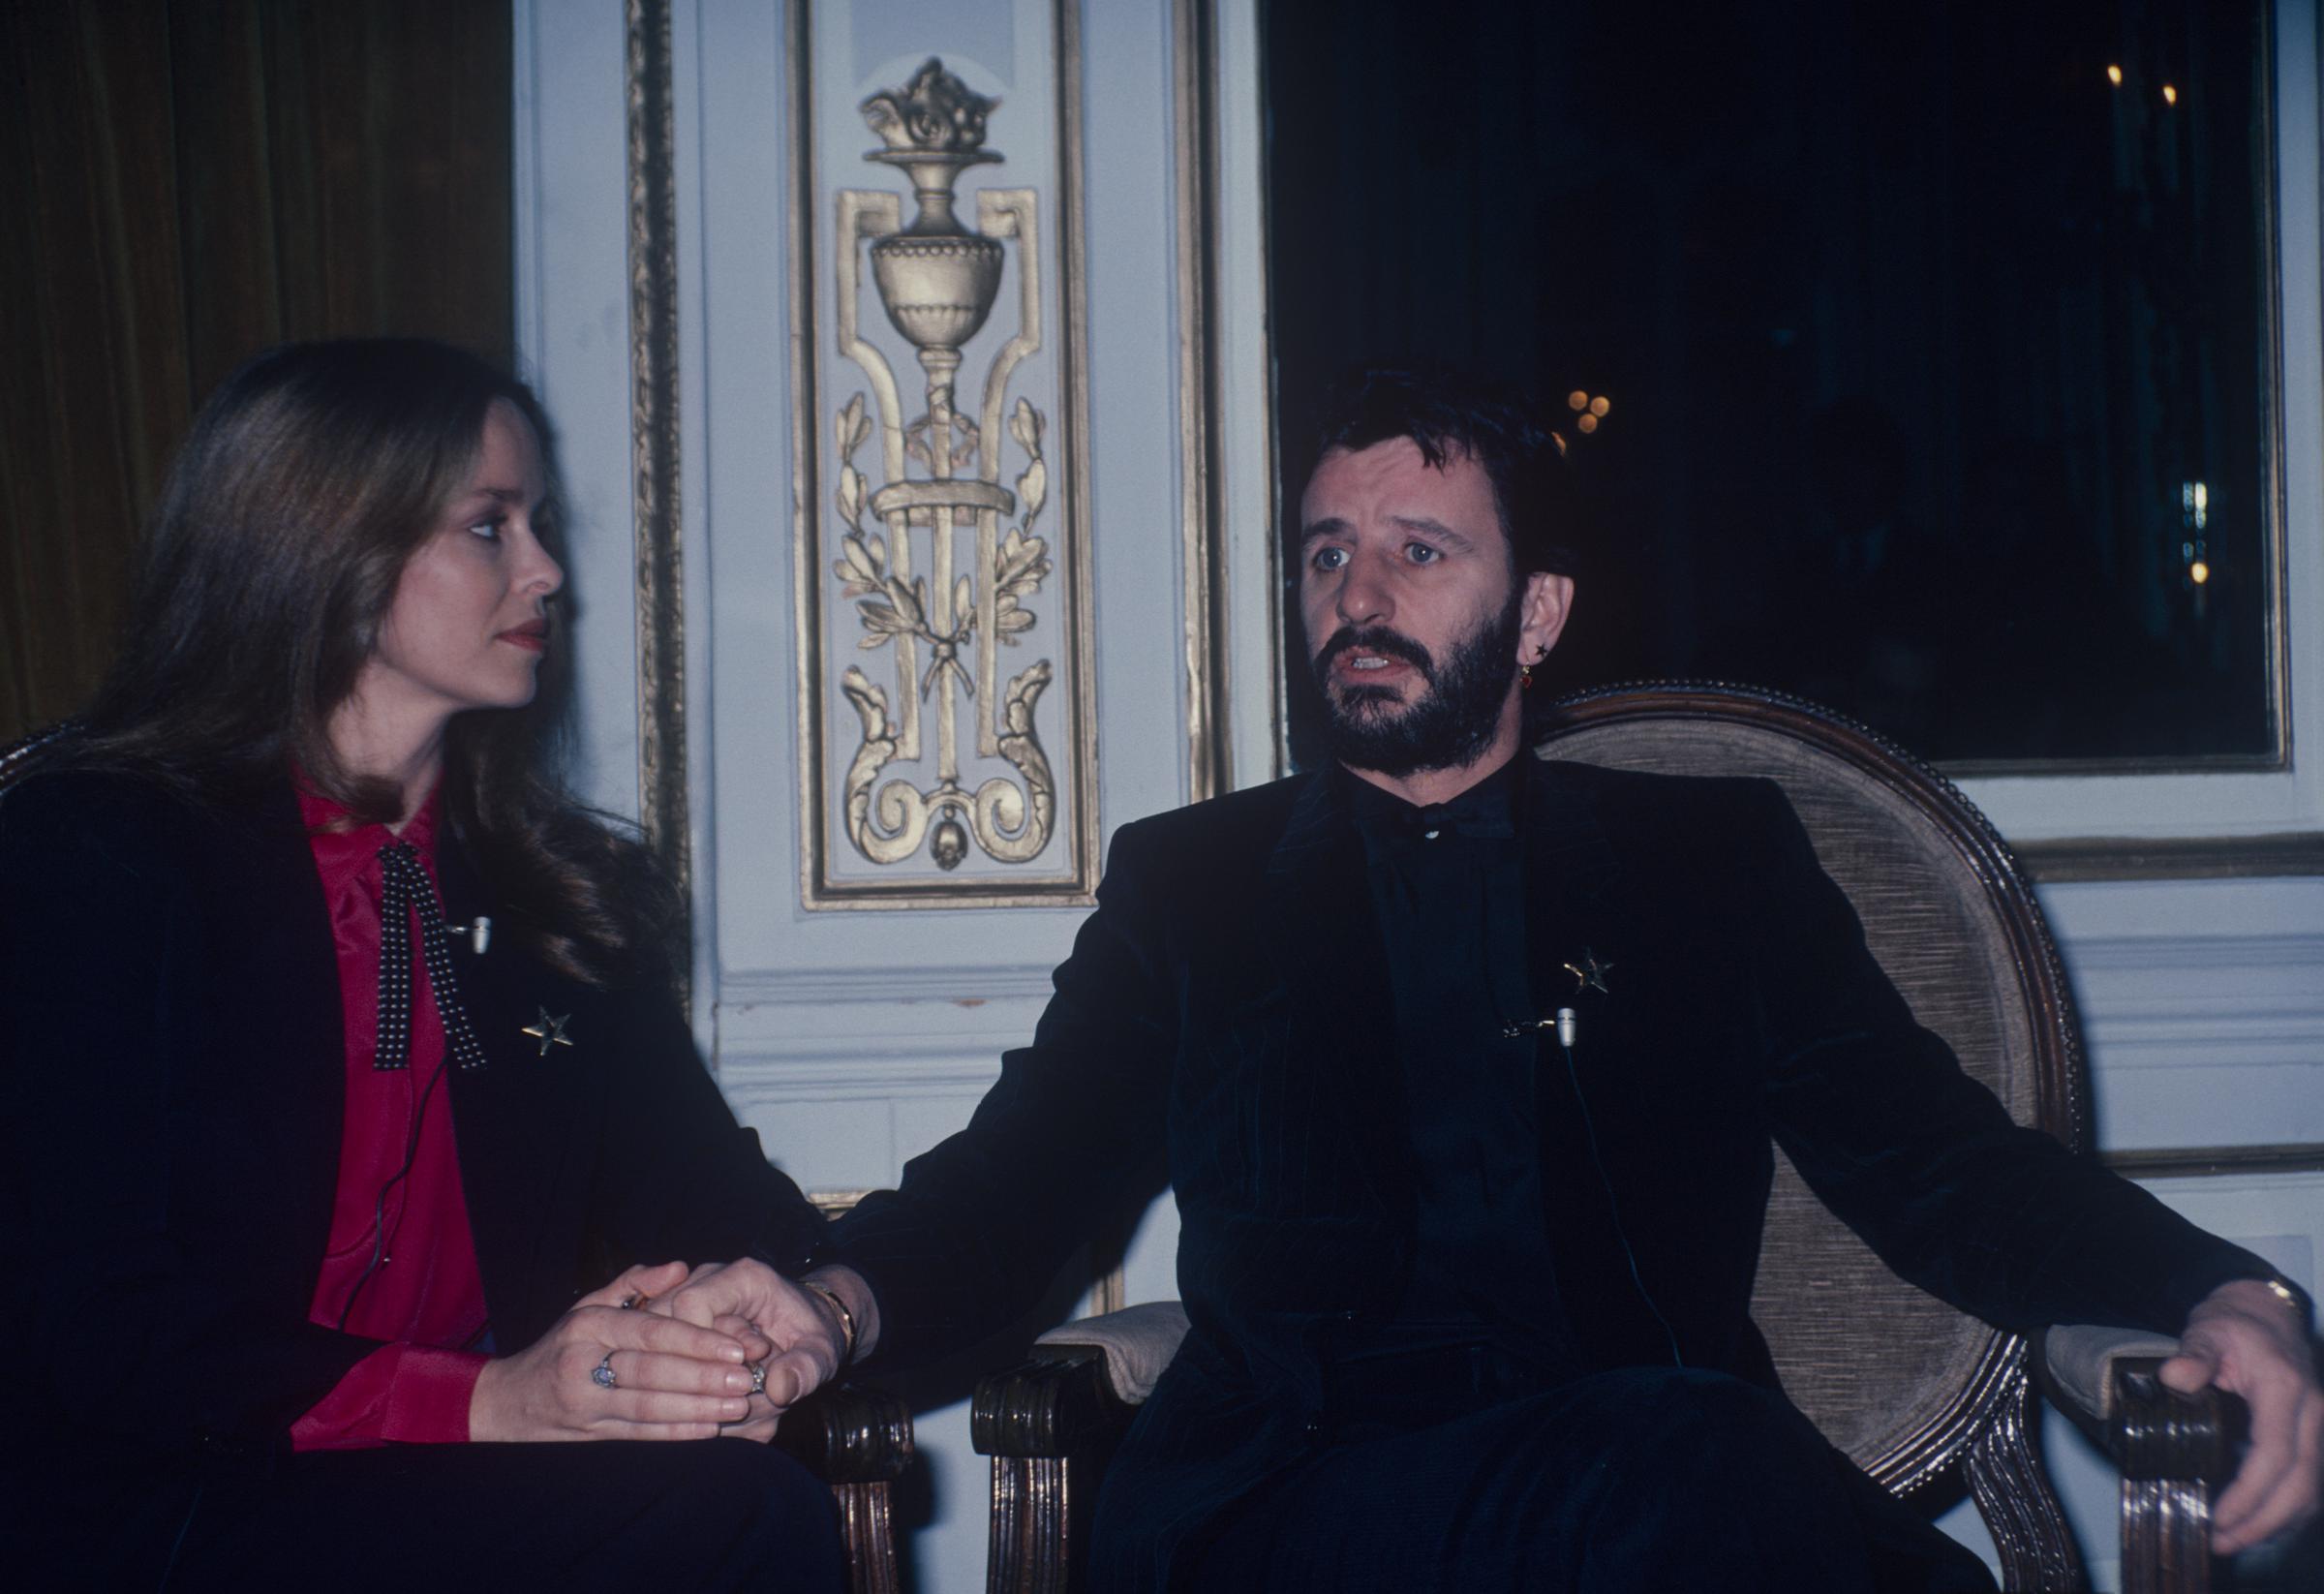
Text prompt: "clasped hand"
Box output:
[[469, 1257, 858, 1445], [468, 1260, 765, 1443], [650, 1257, 854, 1420]]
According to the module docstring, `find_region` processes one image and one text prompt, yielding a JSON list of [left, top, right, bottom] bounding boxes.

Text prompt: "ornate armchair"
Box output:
[[971, 684, 2247, 1594]]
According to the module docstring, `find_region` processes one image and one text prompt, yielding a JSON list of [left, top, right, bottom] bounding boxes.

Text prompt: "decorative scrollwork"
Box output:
[[979, 661, 1055, 863], [827, 60, 1061, 876]]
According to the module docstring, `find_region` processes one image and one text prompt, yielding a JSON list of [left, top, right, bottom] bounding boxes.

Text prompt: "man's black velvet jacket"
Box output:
[[0, 771, 831, 1584], [835, 752, 2266, 1591]]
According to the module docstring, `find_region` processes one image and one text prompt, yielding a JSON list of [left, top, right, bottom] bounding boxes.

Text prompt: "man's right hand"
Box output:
[[654, 1259, 877, 1416], [2158, 1277, 2322, 1553], [468, 1261, 763, 1442]]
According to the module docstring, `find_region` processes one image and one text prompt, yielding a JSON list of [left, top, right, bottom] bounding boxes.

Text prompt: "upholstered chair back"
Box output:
[[1538, 684, 2083, 1498]]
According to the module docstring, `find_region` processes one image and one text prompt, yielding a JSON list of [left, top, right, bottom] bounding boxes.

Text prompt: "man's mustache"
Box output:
[[1314, 625, 1434, 681]]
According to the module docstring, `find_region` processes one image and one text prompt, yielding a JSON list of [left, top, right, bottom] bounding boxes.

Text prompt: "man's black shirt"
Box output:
[[1338, 757, 1577, 1418]]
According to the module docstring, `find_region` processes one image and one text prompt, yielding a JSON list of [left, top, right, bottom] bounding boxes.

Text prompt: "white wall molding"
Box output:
[[2069, 932, 2324, 969], [2071, 932, 2324, 1072], [716, 963, 1061, 1007], [720, 1053, 1006, 1101], [2041, 878, 2324, 1150]]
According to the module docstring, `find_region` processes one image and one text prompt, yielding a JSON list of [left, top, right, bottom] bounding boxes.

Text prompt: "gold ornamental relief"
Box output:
[[827, 59, 1065, 878]]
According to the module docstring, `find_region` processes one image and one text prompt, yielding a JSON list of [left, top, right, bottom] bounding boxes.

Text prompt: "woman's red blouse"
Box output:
[[288, 786, 488, 1449]]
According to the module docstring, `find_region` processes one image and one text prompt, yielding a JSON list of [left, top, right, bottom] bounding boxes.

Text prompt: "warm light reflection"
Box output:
[[1568, 390, 1589, 412], [2183, 480, 2209, 532], [2107, 64, 2124, 86], [2162, 84, 2178, 105], [1576, 414, 1599, 435], [1588, 396, 1610, 417], [2190, 560, 2211, 585]]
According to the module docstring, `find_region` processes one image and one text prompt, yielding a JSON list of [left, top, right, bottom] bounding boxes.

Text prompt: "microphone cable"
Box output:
[[333, 1045, 454, 1334], [1557, 1011, 1686, 1368]]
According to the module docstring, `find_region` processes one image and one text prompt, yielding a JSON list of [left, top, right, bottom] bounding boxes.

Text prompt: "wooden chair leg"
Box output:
[[2121, 1479, 2213, 1594], [987, 1455, 1077, 1594], [833, 1479, 902, 1594]]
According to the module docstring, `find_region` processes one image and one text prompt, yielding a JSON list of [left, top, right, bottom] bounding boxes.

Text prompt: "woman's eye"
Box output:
[[467, 517, 505, 542]]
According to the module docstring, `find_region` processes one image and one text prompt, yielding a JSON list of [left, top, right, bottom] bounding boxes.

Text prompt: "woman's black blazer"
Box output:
[[0, 770, 828, 1577]]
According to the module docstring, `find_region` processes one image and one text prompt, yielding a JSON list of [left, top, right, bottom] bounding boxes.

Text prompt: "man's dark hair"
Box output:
[[1303, 364, 1580, 578]]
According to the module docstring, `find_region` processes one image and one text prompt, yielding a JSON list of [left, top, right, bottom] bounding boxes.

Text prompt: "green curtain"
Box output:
[[0, 0, 512, 742]]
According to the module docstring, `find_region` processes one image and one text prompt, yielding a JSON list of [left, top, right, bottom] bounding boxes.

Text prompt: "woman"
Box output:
[[0, 340, 865, 1590]]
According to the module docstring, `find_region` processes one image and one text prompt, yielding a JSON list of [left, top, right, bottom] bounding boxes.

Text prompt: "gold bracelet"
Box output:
[[802, 1278, 858, 1364]]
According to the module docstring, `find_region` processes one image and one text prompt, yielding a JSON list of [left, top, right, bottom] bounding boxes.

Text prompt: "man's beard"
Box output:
[[1309, 584, 1525, 779]]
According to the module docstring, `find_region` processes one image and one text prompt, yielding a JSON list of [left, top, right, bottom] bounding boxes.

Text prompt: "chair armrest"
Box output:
[[2110, 1360, 2242, 1594], [1031, 1301, 1191, 1404], [972, 1344, 1141, 1460], [778, 1383, 911, 1594], [976, 1335, 1160, 1594], [2109, 1359, 2240, 1484], [2040, 1323, 2185, 1427], [776, 1380, 915, 1484], [2037, 1324, 2245, 1467], [2040, 1333, 2246, 1594], [970, 1301, 1188, 1462]]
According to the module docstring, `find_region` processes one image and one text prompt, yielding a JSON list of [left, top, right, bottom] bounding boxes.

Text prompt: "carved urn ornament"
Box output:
[[828, 59, 1061, 876], [862, 60, 1005, 354]]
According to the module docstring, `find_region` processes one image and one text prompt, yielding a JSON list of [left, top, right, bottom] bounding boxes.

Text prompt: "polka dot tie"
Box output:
[[374, 842, 488, 1072]]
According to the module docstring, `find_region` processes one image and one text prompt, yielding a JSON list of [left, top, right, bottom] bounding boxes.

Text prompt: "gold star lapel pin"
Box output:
[[1564, 951, 1614, 996], [522, 1007, 574, 1057]]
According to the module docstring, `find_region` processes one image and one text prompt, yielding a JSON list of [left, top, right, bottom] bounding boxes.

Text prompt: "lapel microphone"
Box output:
[[1500, 1006, 1580, 1045], [443, 915, 492, 955]]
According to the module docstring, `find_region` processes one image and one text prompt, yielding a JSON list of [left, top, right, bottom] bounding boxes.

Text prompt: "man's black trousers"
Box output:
[[1183, 1365, 1999, 1593]]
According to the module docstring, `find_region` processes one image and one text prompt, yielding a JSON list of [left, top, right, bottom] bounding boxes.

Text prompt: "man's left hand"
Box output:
[[2158, 1278, 2323, 1555]]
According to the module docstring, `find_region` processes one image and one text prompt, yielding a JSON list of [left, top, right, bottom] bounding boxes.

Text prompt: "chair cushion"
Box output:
[[1036, 1301, 1192, 1404], [2044, 1323, 2181, 1422]]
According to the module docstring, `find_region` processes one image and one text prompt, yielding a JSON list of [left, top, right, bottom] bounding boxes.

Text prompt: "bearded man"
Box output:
[[672, 368, 2321, 1591]]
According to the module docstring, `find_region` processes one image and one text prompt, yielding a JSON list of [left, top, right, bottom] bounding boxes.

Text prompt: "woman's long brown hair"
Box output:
[[49, 338, 677, 989]]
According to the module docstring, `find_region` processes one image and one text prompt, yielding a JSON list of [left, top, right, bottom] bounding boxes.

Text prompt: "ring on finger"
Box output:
[[592, 1351, 619, 1390], [748, 1361, 768, 1397]]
